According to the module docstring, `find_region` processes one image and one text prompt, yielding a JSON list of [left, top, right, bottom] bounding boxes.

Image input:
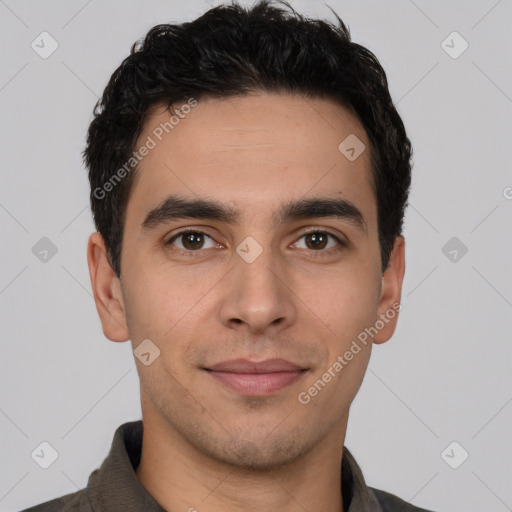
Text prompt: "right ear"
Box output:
[[86, 232, 130, 342]]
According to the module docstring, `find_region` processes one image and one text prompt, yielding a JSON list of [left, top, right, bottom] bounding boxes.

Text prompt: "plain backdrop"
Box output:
[[1, 1, 511, 511]]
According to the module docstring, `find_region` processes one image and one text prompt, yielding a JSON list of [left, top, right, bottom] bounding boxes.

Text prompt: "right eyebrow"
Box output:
[[141, 195, 238, 231]]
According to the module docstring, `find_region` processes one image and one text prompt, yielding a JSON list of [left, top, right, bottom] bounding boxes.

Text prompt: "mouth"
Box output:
[[203, 358, 308, 396]]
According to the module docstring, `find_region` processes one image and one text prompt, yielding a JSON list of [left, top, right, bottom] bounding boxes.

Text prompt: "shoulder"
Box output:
[[369, 486, 436, 512], [18, 489, 93, 512]]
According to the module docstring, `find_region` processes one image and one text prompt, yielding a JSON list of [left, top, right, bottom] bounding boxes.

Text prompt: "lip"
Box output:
[[207, 358, 304, 373], [204, 358, 307, 396]]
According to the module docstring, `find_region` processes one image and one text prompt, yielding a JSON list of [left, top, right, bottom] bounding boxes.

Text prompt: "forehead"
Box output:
[[126, 92, 375, 229]]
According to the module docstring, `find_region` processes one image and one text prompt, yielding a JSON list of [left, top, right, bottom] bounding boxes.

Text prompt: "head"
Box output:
[[86, 0, 411, 470]]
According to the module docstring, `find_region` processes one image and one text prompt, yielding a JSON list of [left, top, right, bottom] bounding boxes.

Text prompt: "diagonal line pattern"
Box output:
[[369, 368, 439, 438], [61, 369, 132, 439], [409, 204, 439, 234], [0, 0, 29, 28], [163, 162, 200, 198], [469, 204, 500, 233], [61, 470, 81, 490], [263, 408, 295, 440], [268, 474, 310, 512], [472, 396, 512, 439], [0, 62, 29, 93], [405, 265, 438, 297], [61, 0, 93, 29], [472, 471, 511, 510], [200, 467, 236, 503], [471, 266, 511, 308], [61, 204, 89, 233], [472, 61, 512, 104], [471, 0, 503, 30], [407, 0, 439, 28], [0, 472, 29, 502], [61, 61, 99, 99], [61, 265, 94, 298], [408, 472, 439, 501], [396, 62, 439, 106], [301, 95, 335, 131], [0, 408, 29, 438], [0, 265, 29, 295], [0, 204, 29, 233]]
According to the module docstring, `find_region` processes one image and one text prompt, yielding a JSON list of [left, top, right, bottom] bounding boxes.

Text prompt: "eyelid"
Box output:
[[165, 226, 346, 255], [292, 227, 346, 252], [166, 228, 220, 248], [296, 227, 346, 243]]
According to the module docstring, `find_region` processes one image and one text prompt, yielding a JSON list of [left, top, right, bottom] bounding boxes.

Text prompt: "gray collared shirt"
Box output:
[[21, 420, 435, 512]]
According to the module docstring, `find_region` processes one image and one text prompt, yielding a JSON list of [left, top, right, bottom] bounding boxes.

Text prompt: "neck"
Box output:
[[135, 411, 347, 512]]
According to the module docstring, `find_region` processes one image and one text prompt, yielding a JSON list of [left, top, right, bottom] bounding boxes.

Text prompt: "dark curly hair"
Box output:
[[83, 0, 412, 278]]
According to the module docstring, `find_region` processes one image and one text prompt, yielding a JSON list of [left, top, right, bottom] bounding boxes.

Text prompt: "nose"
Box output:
[[218, 240, 297, 337]]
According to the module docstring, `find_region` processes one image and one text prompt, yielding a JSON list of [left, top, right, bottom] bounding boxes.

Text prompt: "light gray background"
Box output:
[[1, 1, 511, 511]]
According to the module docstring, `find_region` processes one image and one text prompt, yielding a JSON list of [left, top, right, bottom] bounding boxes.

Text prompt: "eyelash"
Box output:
[[165, 228, 346, 258]]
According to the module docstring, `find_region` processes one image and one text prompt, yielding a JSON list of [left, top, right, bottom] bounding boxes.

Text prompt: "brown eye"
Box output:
[[305, 231, 328, 250], [182, 232, 204, 250], [167, 230, 216, 251], [294, 229, 345, 254]]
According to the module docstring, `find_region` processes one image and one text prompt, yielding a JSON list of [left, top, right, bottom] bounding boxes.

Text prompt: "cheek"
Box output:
[[121, 260, 216, 343], [298, 264, 380, 337]]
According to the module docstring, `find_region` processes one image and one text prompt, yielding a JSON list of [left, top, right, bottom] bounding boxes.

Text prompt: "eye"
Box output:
[[166, 230, 218, 253], [293, 229, 345, 253], [165, 228, 345, 257]]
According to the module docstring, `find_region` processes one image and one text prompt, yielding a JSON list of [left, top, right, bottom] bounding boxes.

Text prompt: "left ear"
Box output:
[[373, 235, 406, 345]]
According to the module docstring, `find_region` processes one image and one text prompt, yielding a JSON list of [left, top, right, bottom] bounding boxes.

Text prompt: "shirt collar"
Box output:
[[85, 420, 383, 512]]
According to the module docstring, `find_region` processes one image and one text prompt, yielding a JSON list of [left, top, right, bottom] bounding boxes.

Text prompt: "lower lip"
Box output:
[[206, 370, 305, 396]]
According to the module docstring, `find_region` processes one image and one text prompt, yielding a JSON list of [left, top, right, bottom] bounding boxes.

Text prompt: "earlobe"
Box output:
[[87, 232, 130, 342], [373, 236, 406, 345]]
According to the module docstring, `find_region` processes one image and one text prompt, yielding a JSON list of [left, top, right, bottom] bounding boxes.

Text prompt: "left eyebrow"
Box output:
[[277, 197, 367, 233], [141, 194, 367, 234]]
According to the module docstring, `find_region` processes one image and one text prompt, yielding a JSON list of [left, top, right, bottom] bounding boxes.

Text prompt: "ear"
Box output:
[[373, 235, 406, 345], [87, 232, 130, 342]]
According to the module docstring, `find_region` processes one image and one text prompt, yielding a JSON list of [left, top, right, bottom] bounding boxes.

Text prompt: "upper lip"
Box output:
[[205, 358, 305, 373]]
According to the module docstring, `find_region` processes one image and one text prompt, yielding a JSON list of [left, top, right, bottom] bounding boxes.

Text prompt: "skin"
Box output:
[[87, 92, 405, 512]]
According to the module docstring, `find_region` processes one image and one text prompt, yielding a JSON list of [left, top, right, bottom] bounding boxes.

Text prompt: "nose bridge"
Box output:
[[235, 235, 278, 289], [219, 233, 296, 332]]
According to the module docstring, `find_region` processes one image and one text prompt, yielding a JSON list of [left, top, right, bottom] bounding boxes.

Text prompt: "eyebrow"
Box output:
[[141, 195, 367, 233]]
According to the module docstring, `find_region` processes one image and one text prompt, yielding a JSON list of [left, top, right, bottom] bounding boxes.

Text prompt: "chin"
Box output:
[[200, 429, 313, 471]]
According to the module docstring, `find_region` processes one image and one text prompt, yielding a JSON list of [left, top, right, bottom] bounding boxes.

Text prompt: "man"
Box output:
[[23, 1, 435, 511]]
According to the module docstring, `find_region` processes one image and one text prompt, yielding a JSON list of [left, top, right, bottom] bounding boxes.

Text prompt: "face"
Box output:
[[88, 92, 405, 470]]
